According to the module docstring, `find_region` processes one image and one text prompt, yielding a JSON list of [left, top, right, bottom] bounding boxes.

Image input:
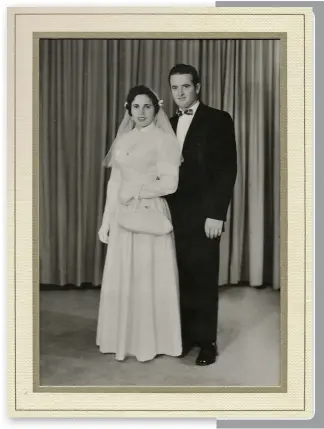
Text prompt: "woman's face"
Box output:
[[131, 94, 156, 129]]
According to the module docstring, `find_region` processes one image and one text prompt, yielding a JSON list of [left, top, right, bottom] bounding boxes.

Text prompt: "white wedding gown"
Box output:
[[96, 123, 182, 361]]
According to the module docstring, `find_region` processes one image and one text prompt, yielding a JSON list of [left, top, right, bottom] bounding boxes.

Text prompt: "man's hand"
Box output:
[[204, 218, 223, 239]]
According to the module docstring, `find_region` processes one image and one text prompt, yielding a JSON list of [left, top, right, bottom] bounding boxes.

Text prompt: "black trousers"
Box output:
[[172, 217, 220, 347]]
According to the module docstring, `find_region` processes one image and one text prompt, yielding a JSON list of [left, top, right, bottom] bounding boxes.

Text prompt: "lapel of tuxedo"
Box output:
[[181, 102, 206, 153], [170, 115, 179, 134]]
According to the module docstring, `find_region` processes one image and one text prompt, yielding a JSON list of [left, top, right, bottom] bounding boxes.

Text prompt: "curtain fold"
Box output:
[[39, 38, 280, 288]]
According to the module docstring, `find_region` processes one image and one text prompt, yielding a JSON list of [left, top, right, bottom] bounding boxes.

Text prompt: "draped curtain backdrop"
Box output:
[[39, 39, 280, 289]]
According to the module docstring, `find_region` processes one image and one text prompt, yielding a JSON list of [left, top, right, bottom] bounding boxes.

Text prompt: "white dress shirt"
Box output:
[[176, 101, 200, 152]]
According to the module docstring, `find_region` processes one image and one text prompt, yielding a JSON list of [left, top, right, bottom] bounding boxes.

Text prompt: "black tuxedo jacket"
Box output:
[[167, 103, 237, 224]]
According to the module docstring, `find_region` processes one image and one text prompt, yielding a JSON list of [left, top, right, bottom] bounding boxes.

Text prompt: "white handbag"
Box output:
[[118, 203, 173, 235]]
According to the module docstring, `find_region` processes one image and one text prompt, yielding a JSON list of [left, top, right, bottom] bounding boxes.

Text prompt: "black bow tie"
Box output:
[[176, 108, 194, 116]]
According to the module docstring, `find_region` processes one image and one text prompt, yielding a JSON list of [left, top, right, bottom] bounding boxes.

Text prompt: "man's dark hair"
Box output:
[[168, 63, 200, 86]]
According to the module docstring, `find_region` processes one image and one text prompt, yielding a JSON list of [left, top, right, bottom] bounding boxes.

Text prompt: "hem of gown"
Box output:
[[96, 345, 182, 362]]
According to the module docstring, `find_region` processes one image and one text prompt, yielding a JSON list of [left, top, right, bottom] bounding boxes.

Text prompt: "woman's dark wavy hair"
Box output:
[[125, 85, 160, 116], [168, 63, 200, 86]]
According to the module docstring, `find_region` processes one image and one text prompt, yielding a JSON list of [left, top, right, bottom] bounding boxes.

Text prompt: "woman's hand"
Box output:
[[118, 182, 140, 205], [98, 225, 109, 244], [119, 192, 134, 205]]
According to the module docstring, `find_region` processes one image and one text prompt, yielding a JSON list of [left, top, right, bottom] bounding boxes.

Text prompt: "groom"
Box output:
[[166, 64, 237, 366]]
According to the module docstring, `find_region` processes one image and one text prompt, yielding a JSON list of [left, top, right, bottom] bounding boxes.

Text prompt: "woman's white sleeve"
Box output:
[[101, 165, 121, 228], [138, 134, 181, 199]]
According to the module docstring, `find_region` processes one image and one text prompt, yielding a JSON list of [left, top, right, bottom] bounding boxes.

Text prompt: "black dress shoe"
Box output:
[[196, 343, 218, 366]]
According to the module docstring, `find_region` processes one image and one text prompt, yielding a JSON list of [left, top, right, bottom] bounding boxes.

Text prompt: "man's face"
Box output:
[[170, 73, 200, 109]]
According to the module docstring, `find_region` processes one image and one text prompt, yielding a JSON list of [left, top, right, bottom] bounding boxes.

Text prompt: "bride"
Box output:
[[96, 85, 182, 362]]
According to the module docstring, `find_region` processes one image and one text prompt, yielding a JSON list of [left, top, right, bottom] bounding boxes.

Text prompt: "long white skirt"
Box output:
[[96, 196, 182, 362]]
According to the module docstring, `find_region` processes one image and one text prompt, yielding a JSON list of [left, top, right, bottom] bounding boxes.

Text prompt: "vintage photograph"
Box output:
[[8, 6, 313, 418], [39, 37, 281, 387]]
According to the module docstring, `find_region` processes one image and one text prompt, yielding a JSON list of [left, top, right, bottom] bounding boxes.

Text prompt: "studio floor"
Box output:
[[40, 286, 280, 387]]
